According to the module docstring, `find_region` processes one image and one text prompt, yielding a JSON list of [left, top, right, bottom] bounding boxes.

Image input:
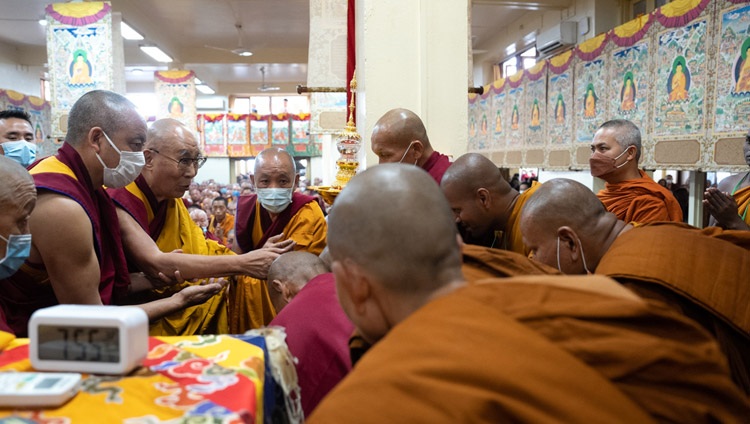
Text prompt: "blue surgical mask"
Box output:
[[0, 233, 32, 279], [2, 141, 37, 167], [257, 187, 293, 214], [232, 190, 241, 198]]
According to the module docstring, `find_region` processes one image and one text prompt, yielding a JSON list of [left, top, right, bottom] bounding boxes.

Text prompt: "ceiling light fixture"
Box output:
[[38, 18, 47, 26], [196, 85, 215, 95], [121, 21, 144, 40], [140, 46, 172, 63], [194, 77, 202, 85]]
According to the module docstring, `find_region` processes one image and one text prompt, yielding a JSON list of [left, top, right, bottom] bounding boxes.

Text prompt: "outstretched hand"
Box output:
[[262, 233, 296, 253], [173, 277, 228, 307]]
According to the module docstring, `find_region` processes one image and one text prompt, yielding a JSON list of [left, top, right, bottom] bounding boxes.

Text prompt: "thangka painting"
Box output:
[[226, 114, 250, 157], [653, 19, 709, 137], [474, 91, 492, 151], [271, 114, 290, 145], [547, 51, 574, 147], [609, 42, 651, 130], [468, 94, 480, 150], [506, 71, 525, 150], [250, 114, 270, 154], [155, 70, 197, 132], [291, 113, 311, 145], [525, 62, 547, 148], [202, 114, 226, 156], [574, 33, 610, 148], [489, 79, 507, 152], [0, 89, 55, 158], [714, 3, 750, 134], [45, 2, 113, 137]]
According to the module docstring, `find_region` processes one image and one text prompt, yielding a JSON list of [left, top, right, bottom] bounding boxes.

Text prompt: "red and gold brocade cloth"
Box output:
[[0, 332, 301, 423]]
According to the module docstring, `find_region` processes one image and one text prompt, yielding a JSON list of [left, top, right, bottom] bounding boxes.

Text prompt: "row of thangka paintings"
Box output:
[[199, 113, 322, 158], [468, 0, 750, 171]]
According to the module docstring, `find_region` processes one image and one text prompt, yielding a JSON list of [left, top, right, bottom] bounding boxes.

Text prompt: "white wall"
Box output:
[[0, 41, 44, 97], [196, 157, 231, 185]]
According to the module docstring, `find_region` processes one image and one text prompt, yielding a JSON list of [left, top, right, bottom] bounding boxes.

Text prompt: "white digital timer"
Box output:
[[29, 305, 149, 375]]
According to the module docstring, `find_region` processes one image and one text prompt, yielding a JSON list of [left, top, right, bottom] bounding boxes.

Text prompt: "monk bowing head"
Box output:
[[370, 108, 433, 167], [327, 163, 464, 344]]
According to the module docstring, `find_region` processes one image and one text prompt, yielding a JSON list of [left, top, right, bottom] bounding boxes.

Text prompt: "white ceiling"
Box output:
[[0, 0, 569, 97]]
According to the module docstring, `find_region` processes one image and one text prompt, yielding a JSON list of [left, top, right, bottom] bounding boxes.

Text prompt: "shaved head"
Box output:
[[370, 108, 433, 165], [146, 118, 198, 151], [65, 90, 142, 147], [441, 153, 516, 243], [255, 147, 296, 175], [328, 163, 462, 294], [268, 251, 329, 313], [441, 153, 510, 196], [521, 179, 606, 237], [0, 156, 36, 255], [520, 179, 621, 274]]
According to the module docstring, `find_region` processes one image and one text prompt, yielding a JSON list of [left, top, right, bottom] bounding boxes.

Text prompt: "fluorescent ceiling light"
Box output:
[[38, 19, 47, 26], [194, 77, 202, 85], [140, 46, 172, 63], [121, 21, 144, 40], [196, 84, 215, 95]]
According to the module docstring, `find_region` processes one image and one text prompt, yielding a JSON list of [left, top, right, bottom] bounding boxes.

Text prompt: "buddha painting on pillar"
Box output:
[[511, 105, 519, 130], [69, 49, 93, 85], [555, 94, 566, 125], [529, 99, 541, 129], [667, 56, 690, 102], [620, 72, 636, 112], [733, 38, 750, 95], [168, 97, 184, 119], [583, 84, 597, 118], [494, 109, 502, 133]]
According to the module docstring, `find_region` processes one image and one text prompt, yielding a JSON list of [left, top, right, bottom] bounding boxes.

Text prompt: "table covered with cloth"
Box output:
[[0, 329, 302, 424]]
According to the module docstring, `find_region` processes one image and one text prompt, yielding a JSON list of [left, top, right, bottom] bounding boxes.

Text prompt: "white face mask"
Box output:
[[556, 236, 592, 274], [95, 131, 145, 188], [257, 187, 293, 214], [399, 141, 418, 165]]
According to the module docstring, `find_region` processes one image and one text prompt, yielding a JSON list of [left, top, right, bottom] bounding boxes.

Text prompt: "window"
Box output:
[[500, 47, 537, 78], [626, 0, 671, 20]]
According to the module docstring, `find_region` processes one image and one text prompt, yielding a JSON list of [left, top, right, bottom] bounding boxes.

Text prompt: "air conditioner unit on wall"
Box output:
[[537, 21, 577, 56]]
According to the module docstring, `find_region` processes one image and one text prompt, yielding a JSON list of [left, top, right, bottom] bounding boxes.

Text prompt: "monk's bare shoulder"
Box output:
[[28, 191, 94, 264], [716, 172, 747, 193]]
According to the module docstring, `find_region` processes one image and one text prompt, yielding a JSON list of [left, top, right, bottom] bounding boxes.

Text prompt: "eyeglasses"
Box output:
[[149, 149, 207, 169]]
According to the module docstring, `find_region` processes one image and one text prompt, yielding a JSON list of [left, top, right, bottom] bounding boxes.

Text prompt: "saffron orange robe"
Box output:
[[310, 275, 749, 423], [0, 144, 130, 337], [109, 176, 232, 336], [461, 244, 558, 283], [209, 213, 235, 246], [597, 169, 683, 224], [503, 181, 540, 255], [732, 184, 750, 227], [596, 222, 750, 394], [232, 193, 327, 333]]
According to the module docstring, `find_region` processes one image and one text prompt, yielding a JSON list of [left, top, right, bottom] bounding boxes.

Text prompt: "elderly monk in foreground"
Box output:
[[591, 119, 682, 223], [704, 129, 750, 231], [521, 178, 750, 394], [0, 156, 37, 334], [370, 108, 451, 183], [309, 164, 749, 423], [109, 119, 293, 335], [2, 91, 224, 337], [441, 153, 538, 254], [232, 147, 327, 332], [267, 251, 354, 417]]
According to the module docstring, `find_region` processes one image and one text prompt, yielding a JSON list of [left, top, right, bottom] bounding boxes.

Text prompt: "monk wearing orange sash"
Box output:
[[232, 147, 327, 333], [521, 178, 750, 394], [441, 153, 539, 255], [590, 119, 682, 224], [2, 91, 226, 337], [704, 130, 750, 231], [209, 196, 235, 246], [109, 119, 292, 335], [309, 165, 748, 423]]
